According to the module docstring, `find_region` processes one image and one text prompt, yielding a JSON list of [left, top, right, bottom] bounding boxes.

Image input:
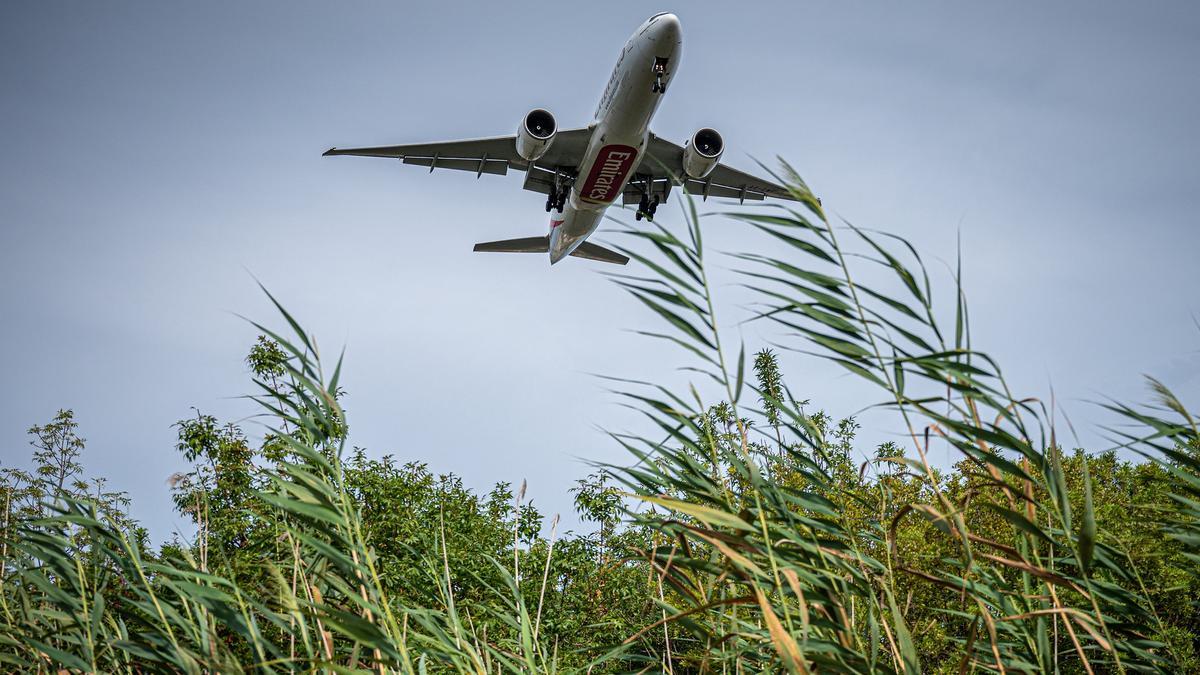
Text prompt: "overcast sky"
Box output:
[[2, 1, 1198, 542]]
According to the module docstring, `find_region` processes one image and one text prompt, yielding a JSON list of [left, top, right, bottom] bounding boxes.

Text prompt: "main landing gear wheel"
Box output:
[[547, 172, 571, 212], [636, 194, 659, 221]]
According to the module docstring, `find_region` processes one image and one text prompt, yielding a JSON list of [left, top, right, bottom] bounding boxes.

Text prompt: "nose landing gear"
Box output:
[[651, 57, 669, 94]]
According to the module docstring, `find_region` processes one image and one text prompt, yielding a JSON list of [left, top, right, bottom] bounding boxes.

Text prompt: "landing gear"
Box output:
[[636, 193, 660, 221], [651, 57, 669, 94], [545, 172, 572, 212]]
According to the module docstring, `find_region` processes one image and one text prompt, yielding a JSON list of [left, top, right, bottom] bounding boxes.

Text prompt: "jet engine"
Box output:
[[515, 109, 557, 161], [682, 128, 724, 179]]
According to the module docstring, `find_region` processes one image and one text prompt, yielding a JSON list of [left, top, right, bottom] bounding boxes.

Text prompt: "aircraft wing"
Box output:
[[323, 128, 594, 195], [636, 134, 797, 202]]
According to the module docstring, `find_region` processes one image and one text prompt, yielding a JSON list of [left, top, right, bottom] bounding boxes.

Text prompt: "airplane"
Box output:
[[323, 12, 796, 266]]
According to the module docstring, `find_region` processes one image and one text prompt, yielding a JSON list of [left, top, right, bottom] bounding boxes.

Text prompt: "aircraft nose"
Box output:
[[654, 13, 681, 43]]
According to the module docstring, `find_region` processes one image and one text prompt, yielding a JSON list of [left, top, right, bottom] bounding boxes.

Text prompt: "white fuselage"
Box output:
[[547, 13, 682, 263]]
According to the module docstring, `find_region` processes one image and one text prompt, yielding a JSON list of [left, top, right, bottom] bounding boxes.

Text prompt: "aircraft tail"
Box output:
[[472, 236, 628, 265]]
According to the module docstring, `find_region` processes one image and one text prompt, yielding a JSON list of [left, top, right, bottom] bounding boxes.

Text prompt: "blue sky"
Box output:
[[2, 1, 1198, 542]]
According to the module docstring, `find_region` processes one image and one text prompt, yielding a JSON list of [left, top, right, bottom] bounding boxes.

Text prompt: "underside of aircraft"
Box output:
[[324, 13, 796, 265]]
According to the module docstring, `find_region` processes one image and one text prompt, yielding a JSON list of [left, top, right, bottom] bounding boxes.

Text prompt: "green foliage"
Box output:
[[0, 170, 1197, 672], [595, 167, 1200, 672]]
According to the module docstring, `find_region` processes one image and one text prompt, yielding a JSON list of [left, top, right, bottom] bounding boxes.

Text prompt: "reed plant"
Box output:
[[0, 166, 1195, 672], [601, 163, 1199, 672]]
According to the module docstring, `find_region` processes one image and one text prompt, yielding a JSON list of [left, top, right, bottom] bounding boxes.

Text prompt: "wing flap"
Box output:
[[521, 165, 557, 196], [637, 134, 796, 202], [684, 178, 766, 202], [621, 178, 673, 205], [617, 175, 766, 204], [402, 156, 509, 176]]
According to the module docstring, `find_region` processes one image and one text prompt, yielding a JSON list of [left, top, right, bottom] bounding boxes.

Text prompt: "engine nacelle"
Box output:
[[515, 109, 557, 162], [682, 128, 724, 179]]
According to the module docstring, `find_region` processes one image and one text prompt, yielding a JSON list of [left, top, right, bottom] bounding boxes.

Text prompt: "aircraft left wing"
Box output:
[[323, 128, 594, 194], [636, 134, 797, 203]]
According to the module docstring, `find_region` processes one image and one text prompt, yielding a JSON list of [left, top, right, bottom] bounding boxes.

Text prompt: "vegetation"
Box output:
[[2, 168, 1198, 672]]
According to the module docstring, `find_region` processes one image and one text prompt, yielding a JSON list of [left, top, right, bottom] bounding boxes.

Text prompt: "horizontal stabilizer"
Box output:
[[472, 236, 627, 265], [473, 236, 549, 254], [570, 241, 629, 265]]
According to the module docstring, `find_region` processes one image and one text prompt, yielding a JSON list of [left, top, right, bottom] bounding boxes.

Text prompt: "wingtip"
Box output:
[[322, 147, 338, 156]]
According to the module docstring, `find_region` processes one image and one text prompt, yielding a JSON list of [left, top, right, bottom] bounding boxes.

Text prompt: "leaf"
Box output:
[[693, 532, 768, 579], [755, 587, 808, 674], [751, 223, 837, 264], [630, 292, 716, 351], [23, 638, 93, 672], [636, 495, 755, 532], [979, 502, 1058, 548], [1079, 454, 1097, 574], [734, 341, 746, 404], [885, 588, 921, 674]]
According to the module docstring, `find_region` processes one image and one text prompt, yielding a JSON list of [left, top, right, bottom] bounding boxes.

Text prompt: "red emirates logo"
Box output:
[[580, 145, 637, 204]]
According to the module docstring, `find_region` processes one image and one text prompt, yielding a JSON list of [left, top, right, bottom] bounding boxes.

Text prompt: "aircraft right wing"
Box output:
[[323, 128, 594, 195], [635, 134, 797, 203]]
